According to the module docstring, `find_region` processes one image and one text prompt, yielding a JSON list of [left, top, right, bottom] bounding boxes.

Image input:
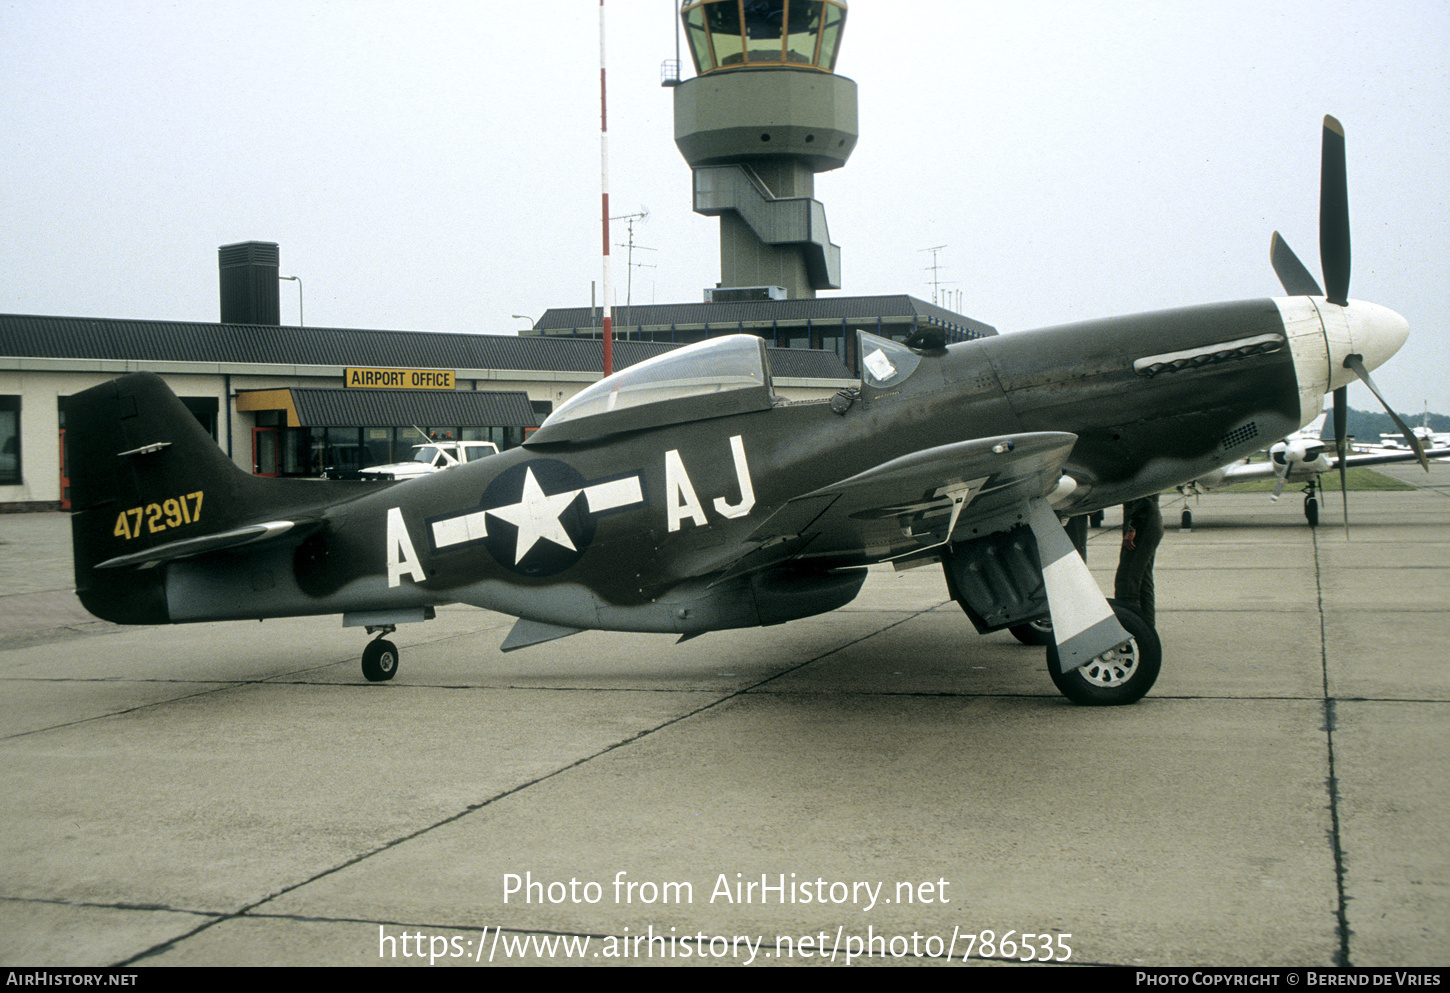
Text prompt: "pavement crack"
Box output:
[[1312, 525, 1353, 968]]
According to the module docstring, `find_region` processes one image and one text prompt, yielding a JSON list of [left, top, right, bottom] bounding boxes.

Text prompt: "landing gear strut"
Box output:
[[361, 626, 399, 682], [1173, 484, 1201, 533]]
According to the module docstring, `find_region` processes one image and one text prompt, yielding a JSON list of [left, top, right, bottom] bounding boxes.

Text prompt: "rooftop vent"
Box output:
[[704, 285, 788, 303], [218, 241, 281, 326]]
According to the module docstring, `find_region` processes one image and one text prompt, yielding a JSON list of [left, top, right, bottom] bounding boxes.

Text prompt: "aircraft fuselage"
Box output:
[[100, 294, 1379, 636]]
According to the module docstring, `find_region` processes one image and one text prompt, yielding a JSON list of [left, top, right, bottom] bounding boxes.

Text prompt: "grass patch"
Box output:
[[1218, 467, 1416, 493]]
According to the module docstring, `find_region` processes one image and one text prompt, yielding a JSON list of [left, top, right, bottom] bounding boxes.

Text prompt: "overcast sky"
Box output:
[[3, 1, 1446, 414]]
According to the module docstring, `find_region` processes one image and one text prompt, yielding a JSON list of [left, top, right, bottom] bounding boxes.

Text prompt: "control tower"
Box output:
[[673, 0, 857, 300]]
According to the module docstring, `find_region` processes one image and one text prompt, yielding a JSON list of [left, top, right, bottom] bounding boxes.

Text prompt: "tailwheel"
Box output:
[[361, 636, 399, 682], [1046, 600, 1161, 706]]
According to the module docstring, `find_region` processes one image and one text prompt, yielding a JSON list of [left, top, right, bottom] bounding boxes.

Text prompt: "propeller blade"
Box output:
[[1320, 115, 1351, 306], [1271, 471, 1288, 501], [1334, 386, 1350, 537], [1344, 354, 1431, 470], [1270, 232, 1324, 297]]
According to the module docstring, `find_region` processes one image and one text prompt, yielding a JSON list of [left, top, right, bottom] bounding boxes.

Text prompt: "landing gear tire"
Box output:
[[1009, 617, 1054, 646], [1088, 511, 1104, 528], [1304, 496, 1319, 528], [1046, 600, 1161, 706], [1181, 508, 1192, 530], [362, 639, 399, 682]]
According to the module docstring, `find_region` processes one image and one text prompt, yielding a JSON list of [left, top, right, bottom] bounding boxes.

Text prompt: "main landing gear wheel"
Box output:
[[361, 638, 399, 682], [1045, 600, 1161, 706], [1181, 508, 1193, 530], [1009, 617, 1054, 646], [1304, 496, 1319, 528]]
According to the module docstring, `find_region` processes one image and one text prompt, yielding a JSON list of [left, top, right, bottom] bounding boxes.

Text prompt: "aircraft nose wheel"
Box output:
[[1045, 600, 1161, 705], [361, 633, 399, 682]]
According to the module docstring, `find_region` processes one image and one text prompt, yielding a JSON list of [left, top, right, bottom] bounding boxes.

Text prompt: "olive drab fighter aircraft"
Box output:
[[64, 117, 1422, 705]]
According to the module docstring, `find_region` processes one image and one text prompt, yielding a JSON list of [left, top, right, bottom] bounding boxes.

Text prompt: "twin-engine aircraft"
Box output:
[[1183, 435, 1448, 529], [64, 117, 1420, 705], [1179, 413, 1447, 528]]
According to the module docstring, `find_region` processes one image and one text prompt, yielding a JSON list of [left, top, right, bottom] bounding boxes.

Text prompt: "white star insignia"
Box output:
[[485, 467, 582, 564]]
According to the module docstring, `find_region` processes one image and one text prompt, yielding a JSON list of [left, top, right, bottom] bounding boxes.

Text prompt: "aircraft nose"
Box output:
[[1346, 300, 1409, 374]]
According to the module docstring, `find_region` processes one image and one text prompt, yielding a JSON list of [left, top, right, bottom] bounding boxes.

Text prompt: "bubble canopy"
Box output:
[[527, 335, 777, 445], [682, 0, 847, 75]]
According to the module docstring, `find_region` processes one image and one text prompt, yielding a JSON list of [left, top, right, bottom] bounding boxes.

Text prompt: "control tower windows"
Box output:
[[704, 1, 745, 67], [682, 0, 847, 75], [784, 1, 822, 64], [816, 1, 845, 70], [684, 4, 714, 73]]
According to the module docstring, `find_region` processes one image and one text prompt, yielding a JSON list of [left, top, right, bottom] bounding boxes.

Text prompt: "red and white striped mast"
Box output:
[[598, 0, 614, 376]]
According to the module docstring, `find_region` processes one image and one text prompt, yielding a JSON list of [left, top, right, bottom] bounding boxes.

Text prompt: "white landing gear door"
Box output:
[[1026, 498, 1131, 674]]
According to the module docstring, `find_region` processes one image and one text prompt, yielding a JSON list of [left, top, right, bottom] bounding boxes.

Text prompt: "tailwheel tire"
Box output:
[[1046, 600, 1161, 706], [361, 639, 399, 682], [1009, 617, 1053, 646], [1305, 496, 1319, 528]]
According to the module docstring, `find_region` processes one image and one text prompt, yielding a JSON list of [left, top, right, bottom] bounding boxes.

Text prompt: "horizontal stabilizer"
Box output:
[[95, 519, 317, 570]]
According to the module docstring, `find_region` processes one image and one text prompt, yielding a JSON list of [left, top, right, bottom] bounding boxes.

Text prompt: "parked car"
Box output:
[[359, 440, 499, 481]]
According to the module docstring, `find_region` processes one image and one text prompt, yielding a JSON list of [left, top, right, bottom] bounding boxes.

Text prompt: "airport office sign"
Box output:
[[345, 368, 456, 390]]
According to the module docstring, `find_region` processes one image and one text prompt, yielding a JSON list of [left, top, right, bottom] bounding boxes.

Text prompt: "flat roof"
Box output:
[[532, 293, 997, 340]]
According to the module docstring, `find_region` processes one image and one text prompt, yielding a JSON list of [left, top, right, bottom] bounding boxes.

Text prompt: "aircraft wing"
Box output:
[[1331, 446, 1450, 469], [717, 431, 1078, 579], [1195, 444, 1450, 493], [1212, 460, 1286, 486]]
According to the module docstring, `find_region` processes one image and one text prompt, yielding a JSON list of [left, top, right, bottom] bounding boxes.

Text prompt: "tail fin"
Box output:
[[65, 373, 276, 623]]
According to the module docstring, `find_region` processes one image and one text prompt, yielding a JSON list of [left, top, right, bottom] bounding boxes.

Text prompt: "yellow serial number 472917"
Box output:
[[113, 492, 204, 541]]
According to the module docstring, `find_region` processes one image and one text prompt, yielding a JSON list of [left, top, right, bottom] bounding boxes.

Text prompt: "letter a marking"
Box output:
[[386, 507, 426, 587], [665, 450, 708, 532]]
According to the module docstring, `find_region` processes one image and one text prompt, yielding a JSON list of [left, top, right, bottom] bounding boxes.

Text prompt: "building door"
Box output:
[[58, 428, 70, 510], [252, 427, 280, 476]]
